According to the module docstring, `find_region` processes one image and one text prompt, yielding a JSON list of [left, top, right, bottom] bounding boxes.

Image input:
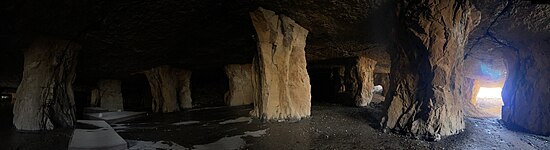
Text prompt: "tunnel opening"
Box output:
[[191, 68, 229, 108], [0, 91, 14, 128], [475, 87, 504, 118], [309, 68, 341, 105], [122, 74, 152, 111]]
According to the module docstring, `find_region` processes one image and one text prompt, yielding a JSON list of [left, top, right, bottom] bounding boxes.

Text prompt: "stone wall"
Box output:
[[502, 41, 550, 135]]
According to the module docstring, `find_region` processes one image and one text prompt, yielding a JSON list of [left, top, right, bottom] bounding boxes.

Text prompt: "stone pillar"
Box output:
[[98, 80, 124, 111], [224, 64, 254, 106], [502, 41, 550, 135], [145, 66, 192, 113], [90, 88, 100, 107], [382, 0, 479, 139], [470, 80, 480, 105], [13, 38, 79, 131], [354, 56, 377, 107], [249, 8, 311, 121], [176, 70, 192, 109]]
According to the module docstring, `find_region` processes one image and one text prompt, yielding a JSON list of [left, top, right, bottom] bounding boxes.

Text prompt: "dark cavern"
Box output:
[[1, 0, 549, 149]]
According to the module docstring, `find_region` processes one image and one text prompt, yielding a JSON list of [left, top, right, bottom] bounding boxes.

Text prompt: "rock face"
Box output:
[[90, 88, 100, 107], [176, 70, 192, 109], [98, 80, 124, 111], [353, 57, 376, 107], [502, 41, 550, 135], [13, 38, 79, 130], [464, 0, 550, 135], [382, 0, 480, 138], [224, 64, 254, 106], [249, 8, 311, 121], [145, 66, 192, 113]]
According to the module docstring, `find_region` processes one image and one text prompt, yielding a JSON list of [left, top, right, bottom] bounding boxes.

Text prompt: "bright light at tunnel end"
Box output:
[[477, 87, 503, 98]]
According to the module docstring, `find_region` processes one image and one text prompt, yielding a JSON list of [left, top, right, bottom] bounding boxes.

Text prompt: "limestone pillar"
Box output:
[[502, 41, 550, 135], [13, 38, 79, 130], [145, 66, 192, 113], [382, 0, 479, 139], [90, 88, 100, 107], [176, 70, 192, 109], [354, 56, 376, 107], [98, 80, 124, 111], [224, 64, 254, 106], [249, 8, 311, 121]]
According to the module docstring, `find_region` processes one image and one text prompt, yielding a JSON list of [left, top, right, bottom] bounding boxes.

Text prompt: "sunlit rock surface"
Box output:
[[249, 8, 311, 121]]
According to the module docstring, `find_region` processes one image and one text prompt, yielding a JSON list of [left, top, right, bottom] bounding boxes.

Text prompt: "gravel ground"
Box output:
[[1, 98, 549, 150]]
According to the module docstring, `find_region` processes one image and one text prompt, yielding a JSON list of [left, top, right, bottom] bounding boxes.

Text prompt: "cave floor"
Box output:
[[2, 101, 550, 150]]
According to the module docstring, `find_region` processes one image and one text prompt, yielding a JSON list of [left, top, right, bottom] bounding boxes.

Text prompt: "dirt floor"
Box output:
[[476, 97, 504, 118], [1, 96, 549, 150]]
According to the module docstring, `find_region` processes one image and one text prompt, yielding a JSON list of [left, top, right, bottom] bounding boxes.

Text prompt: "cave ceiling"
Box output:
[[0, 0, 548, 87]]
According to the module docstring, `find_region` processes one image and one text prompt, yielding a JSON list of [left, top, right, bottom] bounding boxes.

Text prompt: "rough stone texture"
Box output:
[[382, 0, 480, 138], [353, 56, 376, 107], [249, 8, 311, 121], [144, 66, 179, 113], [308, 57, 377, 105], [374, 73, 390, 96], [502, 40, 550, 135], [224, 64, 254, 106], [98, 80, 124, 111], [90, 88, 100, 107], [175, 70, 192, 109], [470, 80, 481, 105], [13, 38, 79, 130], [464, 0, 550, 135]]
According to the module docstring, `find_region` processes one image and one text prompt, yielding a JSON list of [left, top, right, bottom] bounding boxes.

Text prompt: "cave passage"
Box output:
[[309, 68, 340, 104], [1, 0, 550, 149], [191, 68, 229, 108]]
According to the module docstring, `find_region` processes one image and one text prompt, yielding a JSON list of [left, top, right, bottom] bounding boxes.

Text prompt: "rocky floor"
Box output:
[[1, 100, 549, 150]]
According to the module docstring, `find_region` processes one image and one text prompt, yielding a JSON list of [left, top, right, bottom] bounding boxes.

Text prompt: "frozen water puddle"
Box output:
[[127, 129, 267, 150]]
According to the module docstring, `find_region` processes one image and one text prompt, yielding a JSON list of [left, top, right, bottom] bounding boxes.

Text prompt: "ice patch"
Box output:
[[192, 129, 267, 150], [219, 117, 252, 125], [171, 121, 200, 126], [128, 140, 189, 150], [111, 125, 128, 130], [244, 129, 267, 137]]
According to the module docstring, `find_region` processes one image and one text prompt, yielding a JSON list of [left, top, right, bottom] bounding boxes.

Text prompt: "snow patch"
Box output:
[[219, 117, 252, 125], [171, 121, 200, 126], [192, 129, 267, 150], [128, 140, 189, 150]]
